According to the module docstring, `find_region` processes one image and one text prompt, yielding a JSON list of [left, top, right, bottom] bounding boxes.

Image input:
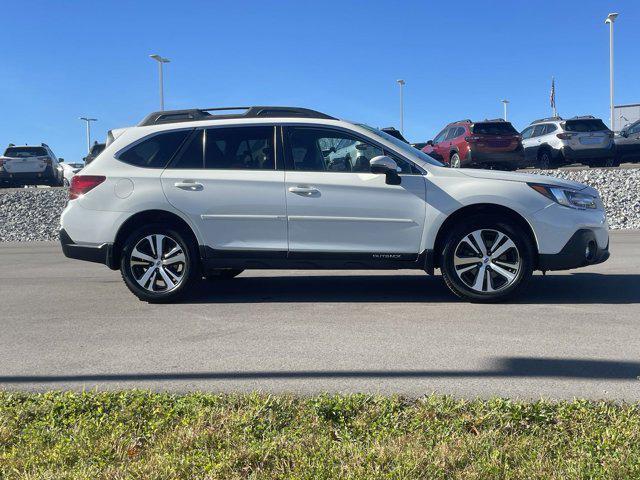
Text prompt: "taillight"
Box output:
[[465, 136, 481, 143], [69, 175, 106, 200], [556, 133, 573, 140]]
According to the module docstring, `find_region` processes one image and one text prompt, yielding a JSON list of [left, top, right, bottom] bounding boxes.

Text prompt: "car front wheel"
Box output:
[[120, 225, 199, 302], [440, 216, 534, 302]]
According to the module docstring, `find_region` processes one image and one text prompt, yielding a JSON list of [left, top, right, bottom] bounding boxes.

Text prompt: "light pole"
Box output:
[[79, 117, 97, 154], [501, 99, 510, 121], [605, 12, 619, 130], [149, 54, 171, 111], [397, 79, 405, 134]]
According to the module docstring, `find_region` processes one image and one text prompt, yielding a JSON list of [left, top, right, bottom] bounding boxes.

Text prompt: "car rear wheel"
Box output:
[[450, 153, 461, 168], [204, 269, 244, 280], [440, 215, 534, 302], [537, 149, 554, 169], [120, 225, 199, 303]]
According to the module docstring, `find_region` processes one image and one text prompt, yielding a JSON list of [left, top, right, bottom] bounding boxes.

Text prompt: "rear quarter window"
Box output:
[[118, 130, 191, 168]]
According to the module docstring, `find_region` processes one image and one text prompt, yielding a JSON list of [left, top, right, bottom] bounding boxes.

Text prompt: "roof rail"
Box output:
[[568, 115, 596, 120], [447, 119, 472, 126], [481, 118, 506, 122], [529, 116, 563, 124], [138, 106, 337, 126], [41, 143, 50, 148]]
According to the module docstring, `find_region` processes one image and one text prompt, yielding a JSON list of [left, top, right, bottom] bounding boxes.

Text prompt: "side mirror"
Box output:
[[370, 155, 401, 185], [426, 140, 434, 146]]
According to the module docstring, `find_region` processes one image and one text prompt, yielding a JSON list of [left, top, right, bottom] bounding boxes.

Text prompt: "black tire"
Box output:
[[450, 153, 461, 168], [440, 215, 534, 302], [204, 269, 244, 280], [120, 224, 200, 303], [537, 149, 554, 169]]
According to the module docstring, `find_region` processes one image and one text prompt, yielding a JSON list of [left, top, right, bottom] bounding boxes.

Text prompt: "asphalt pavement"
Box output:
[[1, 231, 639, 400]]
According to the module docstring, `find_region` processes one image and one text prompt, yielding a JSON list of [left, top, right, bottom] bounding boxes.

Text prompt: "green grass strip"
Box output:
[[1, 391, 639, 479]]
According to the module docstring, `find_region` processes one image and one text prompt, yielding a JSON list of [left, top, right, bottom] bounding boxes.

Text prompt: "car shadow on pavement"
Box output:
[[180, 272, 640, 304], [1, 357, 638, 385]]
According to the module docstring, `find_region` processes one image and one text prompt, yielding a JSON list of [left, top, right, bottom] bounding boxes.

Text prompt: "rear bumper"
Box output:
[[538, 229, 610, 271], [60, 228, 115, 269], [561, 144, 615, 161], [0, 167, 57, 183], [466, 149, 525, 167]]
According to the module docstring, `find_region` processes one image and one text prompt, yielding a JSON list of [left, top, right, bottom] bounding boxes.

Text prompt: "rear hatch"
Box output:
[[468, 122, 521, 152], [1, 146, 51, 173], [562, 119, 612, 150]]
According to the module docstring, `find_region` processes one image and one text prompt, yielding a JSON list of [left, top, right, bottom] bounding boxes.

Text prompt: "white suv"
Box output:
[[521, 116, 616, 168], [0, 143, 64, 187], [60, 106, 610, 303]]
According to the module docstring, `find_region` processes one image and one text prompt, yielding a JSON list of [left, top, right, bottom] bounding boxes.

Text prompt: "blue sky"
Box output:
[[2, 0, 638, 161]]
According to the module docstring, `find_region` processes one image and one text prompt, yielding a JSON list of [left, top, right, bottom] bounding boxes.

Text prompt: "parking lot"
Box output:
[[1, 230, 638, 400]]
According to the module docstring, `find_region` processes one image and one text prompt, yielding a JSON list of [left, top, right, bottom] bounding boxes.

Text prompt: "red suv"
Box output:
[[422, 119, 524, 170]]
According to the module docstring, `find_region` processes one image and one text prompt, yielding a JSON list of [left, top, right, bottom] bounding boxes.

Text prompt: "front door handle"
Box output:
[[288, 186, 320, 197], [174, 180, 204, 191]]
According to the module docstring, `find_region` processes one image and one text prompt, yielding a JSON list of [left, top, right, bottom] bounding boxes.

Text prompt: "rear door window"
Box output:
[[119, 130, 191, 168], [204, 126, 275, 170], [532, 125, 546, 137], [544, 124, 557, 134]]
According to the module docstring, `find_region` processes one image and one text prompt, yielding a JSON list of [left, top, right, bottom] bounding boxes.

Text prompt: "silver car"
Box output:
[[521, 116, 616, 169]]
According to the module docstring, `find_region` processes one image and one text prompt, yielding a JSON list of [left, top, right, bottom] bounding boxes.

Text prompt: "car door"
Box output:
[[520, 126, 536, 163], [283, 126, 426, 256], [161, 125, 287, 253], [618, 123, 640, 161], [431, 128, 450, 163]]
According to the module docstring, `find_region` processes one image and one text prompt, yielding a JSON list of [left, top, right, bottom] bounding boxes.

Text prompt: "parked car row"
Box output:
[[419, 115, 640, 169], [0, 143, 86, 188]]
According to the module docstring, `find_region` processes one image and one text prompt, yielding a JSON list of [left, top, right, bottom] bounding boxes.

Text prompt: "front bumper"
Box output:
[[538, 229, 610, 271], [60, 228, 115, 268]]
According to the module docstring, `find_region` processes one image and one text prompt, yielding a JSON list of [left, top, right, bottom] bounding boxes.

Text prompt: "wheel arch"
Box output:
[[432, 203, 539, 269], [110, 209, 200, 270]]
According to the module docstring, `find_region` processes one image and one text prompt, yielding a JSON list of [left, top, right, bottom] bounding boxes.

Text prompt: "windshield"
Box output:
[[358, 124, 444, 166], [4, 147, 48, 158]]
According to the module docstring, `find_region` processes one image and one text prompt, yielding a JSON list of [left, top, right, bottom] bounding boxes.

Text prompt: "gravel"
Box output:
[[1, 168, 639, 242]]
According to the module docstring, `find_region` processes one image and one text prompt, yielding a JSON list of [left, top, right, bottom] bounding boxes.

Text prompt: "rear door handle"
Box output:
[[288, 186, 320, 197], [174, 180, 203, 191]]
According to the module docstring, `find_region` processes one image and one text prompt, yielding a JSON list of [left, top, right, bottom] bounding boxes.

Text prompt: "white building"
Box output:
[[614, 103, 640, 131]]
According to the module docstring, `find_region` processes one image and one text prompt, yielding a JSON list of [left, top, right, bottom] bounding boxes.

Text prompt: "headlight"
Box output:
[[529, 183, 598, 210]]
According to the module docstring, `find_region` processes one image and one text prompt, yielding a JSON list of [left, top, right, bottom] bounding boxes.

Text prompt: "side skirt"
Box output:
[[200, 246, 434, 272]]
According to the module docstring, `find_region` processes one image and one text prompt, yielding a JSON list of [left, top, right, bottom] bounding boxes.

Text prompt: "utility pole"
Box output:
[[79, 117, 97, 154], [501, 99, 510, 121], [150, 54, 171, 111], [605, 13, 619, 129], [397, 79, 406, 134]]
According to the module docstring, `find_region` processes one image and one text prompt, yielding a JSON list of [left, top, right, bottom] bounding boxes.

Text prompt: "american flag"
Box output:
[[550, 77, 556, 112]]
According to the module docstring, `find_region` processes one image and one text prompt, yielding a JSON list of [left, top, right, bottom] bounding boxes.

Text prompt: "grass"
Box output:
[[1, 391, 639, 479]]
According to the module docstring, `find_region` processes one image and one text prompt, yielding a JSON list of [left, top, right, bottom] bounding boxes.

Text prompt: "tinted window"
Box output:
[[471, 122, 517, 135], [629, 123, 640, 134], [119, 130, 190, 168], [4, 147, 48, 157], [288, 128, 384, 173], [358, 124, 443, 167], [564, 119, 609, 132], [444, 128, 458, 140], [544, 124, 557, 134], [433, 128, 449, 143], [205, 126, 274, 170], [521, 127, 534, 139], [171, 130, 204, 169], [532, 125, 546, 137]]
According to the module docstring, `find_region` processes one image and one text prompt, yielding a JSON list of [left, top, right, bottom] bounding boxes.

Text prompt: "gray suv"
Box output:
[[521, 116, 616, 169]]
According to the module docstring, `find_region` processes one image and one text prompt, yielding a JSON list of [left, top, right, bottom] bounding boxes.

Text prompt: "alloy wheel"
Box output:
[[129, 234, 186, 293], [453, 229, 521, 293], [451, 155, 461, 168], [539, 152, 550, 169]]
